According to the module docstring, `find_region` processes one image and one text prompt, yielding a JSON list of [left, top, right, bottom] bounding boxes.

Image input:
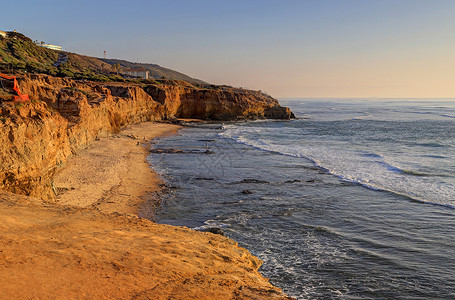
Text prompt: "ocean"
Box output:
[[147, 99, 455, 299]]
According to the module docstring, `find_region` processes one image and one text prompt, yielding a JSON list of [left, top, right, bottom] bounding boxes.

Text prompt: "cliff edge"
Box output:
[[0, 32, 295, 298], [0, 74, 295, 298], [0, 189, 291, 299], [0, 74, 293, 198]]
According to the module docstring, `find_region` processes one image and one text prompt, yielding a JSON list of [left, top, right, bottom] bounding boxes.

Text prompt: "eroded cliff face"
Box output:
[[0, 102, 70, 199], [144, 82, 295, 120], [1, 75, 166, 198], [1, 74, 293, 198]]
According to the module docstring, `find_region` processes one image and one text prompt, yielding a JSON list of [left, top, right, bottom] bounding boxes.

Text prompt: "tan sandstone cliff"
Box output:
[[1, 74, 293, 199], [0, 74, 295, 299], [144, 81, 294, 120]]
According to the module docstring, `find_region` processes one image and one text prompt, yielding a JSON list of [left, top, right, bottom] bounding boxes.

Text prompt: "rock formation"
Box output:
[[144, 82, 295, 120], [0, 32, 294, 299], [0, 101, 70, 199], [0, 74, 294, 198]]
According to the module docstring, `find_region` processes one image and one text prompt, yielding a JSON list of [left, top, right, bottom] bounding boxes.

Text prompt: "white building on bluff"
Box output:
[[124, 68, 149, 79], [0, 31, 7, 38]]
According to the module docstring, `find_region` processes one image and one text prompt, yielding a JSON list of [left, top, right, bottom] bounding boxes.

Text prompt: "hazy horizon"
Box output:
[[2, 0, 455, 98], [279, 97, 455, 100]]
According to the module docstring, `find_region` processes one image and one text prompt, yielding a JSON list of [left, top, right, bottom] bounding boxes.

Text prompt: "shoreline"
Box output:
[[53, 122, 182, 216], [0, 122, 291, 299]]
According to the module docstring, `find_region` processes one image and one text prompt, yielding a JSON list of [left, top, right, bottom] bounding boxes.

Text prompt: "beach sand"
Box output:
[[0, 122, 289, 299], [53, 122, 181, 215]]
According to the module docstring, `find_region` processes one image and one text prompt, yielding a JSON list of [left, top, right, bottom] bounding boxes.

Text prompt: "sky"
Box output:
[[2, 0, 455, 98]]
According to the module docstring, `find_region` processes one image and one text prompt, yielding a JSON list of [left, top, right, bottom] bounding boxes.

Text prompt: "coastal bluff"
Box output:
[[1, 74, 294, 198], [0, 74, 293, 299]]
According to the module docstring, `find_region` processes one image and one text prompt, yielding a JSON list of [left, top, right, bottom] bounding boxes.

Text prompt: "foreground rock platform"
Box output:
[[0, 190, 290, 299]]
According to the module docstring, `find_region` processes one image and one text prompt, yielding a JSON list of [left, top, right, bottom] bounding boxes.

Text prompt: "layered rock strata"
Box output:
[[1, 74, 293, 198], [144, 82, 294, 120], [0, 75, 295, 299]]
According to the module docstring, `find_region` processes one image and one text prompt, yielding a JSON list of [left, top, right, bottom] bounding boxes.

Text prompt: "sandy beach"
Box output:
[[53, 122, 181, 216], [0, 122, 289, 299]]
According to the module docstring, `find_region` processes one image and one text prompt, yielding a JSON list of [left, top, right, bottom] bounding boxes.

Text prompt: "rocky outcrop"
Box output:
[[0, 74, 294, 299], [264, 105, 295, 119], [0, 74, 293, 198], [144, 82, 295, 120], [1, 75, 166, 198]]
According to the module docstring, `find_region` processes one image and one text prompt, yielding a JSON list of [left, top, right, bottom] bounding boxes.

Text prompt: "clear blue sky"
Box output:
[[2, 0, 455, 97]]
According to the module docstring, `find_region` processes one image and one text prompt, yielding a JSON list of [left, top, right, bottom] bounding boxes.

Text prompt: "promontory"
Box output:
[[0, 31, 294, 299]]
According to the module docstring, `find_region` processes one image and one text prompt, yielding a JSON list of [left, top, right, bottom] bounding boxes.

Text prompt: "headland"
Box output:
[[0, 31, 294, 299]]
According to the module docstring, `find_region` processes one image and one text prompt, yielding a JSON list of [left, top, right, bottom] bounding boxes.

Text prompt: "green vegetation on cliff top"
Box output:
[[0, 32, 206, 85]]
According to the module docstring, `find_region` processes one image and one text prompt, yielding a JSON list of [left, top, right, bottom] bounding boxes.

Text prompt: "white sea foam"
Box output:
[[220, 125, 455, 208], [192, 220, 223, 230]]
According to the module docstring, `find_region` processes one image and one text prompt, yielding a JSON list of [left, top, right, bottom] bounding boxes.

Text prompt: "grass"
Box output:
[[0, 32, 252, 95], [0, 32, 208, 86], [0, 33, 116, 80], [0, 34, 58, 74]]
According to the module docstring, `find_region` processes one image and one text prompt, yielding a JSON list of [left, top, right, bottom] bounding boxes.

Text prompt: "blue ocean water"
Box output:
[[147, 99, 455, 299]]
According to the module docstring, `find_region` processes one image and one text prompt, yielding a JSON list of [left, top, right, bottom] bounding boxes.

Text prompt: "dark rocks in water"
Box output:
[[242, 190, 253, 194], [306, 179, 316, 183], [150, 148, 214, 155], [263, 106, 295, 119], [150, 148, 185, 154], [195, 177, 214, 181], [239, 178, 270, 184], [285, 179, 302, 183], [199, 139, 215, 142], [158, 183, 177, 190], [201, 227, 224, 236]]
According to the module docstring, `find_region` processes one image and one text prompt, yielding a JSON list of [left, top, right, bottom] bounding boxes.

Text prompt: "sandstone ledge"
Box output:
[[0, 192, 290, 299]]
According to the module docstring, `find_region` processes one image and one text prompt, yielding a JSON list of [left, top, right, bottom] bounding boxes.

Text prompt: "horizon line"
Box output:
[[277, 97, 455, 100]]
